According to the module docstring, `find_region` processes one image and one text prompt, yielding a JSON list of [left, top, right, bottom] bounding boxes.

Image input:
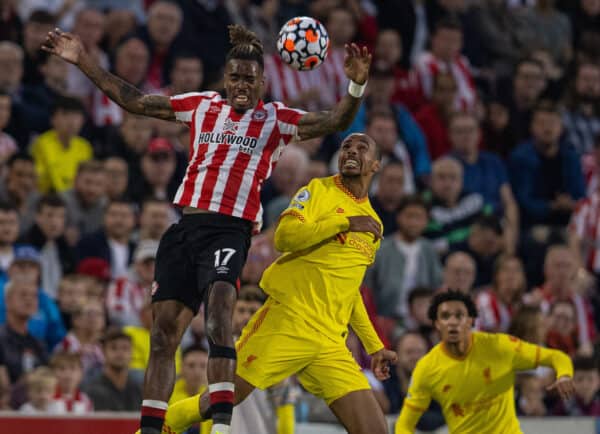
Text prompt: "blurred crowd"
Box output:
[[0, 0, 599, 428]]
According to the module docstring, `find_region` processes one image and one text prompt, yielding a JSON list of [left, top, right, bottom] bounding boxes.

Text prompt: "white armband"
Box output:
[[348, 80, 367, 98]]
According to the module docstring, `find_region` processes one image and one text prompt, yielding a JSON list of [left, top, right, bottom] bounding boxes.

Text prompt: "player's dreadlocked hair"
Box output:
[[226, 24, 264, 69], [427, 290, 478, 322]]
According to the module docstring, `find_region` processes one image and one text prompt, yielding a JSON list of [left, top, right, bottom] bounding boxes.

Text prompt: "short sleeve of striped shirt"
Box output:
[[272, 102, 306, 142], [170, 91, 221, 124]]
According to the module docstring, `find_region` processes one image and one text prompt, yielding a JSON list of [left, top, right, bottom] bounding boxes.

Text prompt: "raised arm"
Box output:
[[296, 43, 371, 140], [42, 29, 174, 121]]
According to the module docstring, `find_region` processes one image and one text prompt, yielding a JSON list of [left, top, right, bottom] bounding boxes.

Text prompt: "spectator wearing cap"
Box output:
[[450, 215, 505, 290], [61, 160, 108, 240], [81, 327, 142, 411], [77, 199, 137, 279], [20, 194, 76, 299], [0, 245, 66, 350], [0, 279, 48, 384], [54, 298, 106, 383], [106, 240, 158, 327], [30, 96, 92, 194], [0, 201, 20, 280], [130, 137, 180, 205], [0, 154, 39, 236], [450, 112, 519, 254], [509, 100, 585, 231]]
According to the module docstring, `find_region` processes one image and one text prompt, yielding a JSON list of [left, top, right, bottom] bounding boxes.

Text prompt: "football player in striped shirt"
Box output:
[[43, 23, 371, 434]]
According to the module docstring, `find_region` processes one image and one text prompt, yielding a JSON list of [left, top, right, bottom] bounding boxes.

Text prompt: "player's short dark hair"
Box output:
[[472, 214, 502, 235], [0, 200, 17, 214], [36, 193, 66, 212], [27, 9, 57, 25], [52, 96, 86, 116], [7, 152, 33, 168], [573, 356, 599, 373], [226, 25, 264, 69], [434, 16, 462, 34], [408, 286, 434, 307], [182, 344, 208, 360], [397, 194, 428, 216], [238, 285, 267, 304], [427, 290, 478, 322], [101, 326, 132, 346]]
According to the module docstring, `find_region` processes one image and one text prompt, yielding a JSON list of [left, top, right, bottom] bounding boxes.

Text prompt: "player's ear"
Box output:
[[371, 159, 381, 174]]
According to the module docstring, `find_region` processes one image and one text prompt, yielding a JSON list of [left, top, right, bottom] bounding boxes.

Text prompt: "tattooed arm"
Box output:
[[42, 29, 174, 121], [297, 43, 371, 141]]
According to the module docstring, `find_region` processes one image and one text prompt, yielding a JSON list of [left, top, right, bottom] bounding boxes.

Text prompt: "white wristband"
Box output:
[[348, 80, 367, 98]]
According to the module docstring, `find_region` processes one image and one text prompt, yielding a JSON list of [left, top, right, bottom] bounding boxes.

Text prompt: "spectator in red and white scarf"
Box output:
[[50, 351, 93, 413]]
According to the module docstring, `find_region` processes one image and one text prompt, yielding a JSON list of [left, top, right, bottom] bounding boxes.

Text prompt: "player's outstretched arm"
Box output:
[[42, 29, 175, 121], [296, 43, 371, 141]]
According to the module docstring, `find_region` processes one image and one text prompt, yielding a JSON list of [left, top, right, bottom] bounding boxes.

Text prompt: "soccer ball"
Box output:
[[277, 16, 329, 71]]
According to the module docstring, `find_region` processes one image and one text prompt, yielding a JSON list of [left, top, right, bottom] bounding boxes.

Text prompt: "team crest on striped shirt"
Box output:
[[252, 109, 267, 121]]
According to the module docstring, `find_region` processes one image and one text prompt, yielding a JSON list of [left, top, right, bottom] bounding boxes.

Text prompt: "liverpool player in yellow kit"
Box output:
[[396, 290, 575, 434], [162, 133, 398, 434]]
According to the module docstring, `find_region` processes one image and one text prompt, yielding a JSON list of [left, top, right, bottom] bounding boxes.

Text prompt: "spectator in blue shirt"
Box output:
[[509, 100, 585, 229], [0, 245, 66, 351], [450, 112, 519, 254]]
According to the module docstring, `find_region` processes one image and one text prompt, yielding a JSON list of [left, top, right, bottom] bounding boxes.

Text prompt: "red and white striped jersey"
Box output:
[[170, 91, 306, 226], [475, 289, 514, 333], [415, 51, 476, 111], [318, 47, 349, 106], [570, 192, 600, 272], [53, 388, 94, 413]]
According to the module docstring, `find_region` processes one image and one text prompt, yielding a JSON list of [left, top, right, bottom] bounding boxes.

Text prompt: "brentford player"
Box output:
[[43, 24, 371, 434]]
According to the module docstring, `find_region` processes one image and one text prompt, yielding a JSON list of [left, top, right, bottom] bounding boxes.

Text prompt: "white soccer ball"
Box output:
[[277, 16, 329, 71]]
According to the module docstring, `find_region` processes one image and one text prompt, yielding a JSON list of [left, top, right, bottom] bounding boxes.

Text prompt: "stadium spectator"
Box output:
[[82, 327, 142, 411], [137, 199, 171, 243], [509, 100, 585, 229], [451, 215, 505, 289], [561, 61, 600, 156], [137, 1, 183, 91], [415, 72, 457, 160], [383, 332, 444, 428], [440, 251, 476, 294], [169, 345, 208, 405], [30, 96, 92, 194], [225, 0, 279, 56], [22, 10, 56, 85], [19, 366, 61, 414], [0, 154, 39, 235], [164, 52, 204, 96], [405, 287, 436, 345], [22, 52, 69, 120], [0, 245, 66, 351], [449, 112, 519, 253], [415, 17, 476, 111], [503, 58, 548, 143], [0, 91, 17, 166], [476, 255, 527, 333], [552, 355, 600, 416], [55, 299, 105, 382], [482, 98, 517, 159], [0, 365, 9, 409], [525, 245, 595, 355], [365, 195, 442, 321], [0, 201, 19, 279], [106, 240, 158, 327], [61, 160, 108, 240], [0, 41, 24, 96], [240, 228, 278, 286], [103, 157, 129, 201], [516, 373, 548, 416], [368, 161, 405, 236], [21, 194, 76, 299], [66, 7, 108, 100], [76, 199, 136, 279], [50, 351, 93, 413], [0, 280, 48, 384], [570, 0, 600, 50], [131, 138, 179, 205], [372, 29, 425, 113], [423, 157, 490, 255], [56, 274, 88, 331], [545, 300, 580, 357]]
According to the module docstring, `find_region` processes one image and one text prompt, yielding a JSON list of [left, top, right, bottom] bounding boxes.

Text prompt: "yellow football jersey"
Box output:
[[260, 175, 383, 354], [396, 332, 573, 434]]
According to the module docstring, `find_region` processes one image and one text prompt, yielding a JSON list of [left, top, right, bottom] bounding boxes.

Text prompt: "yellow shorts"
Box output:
[[235, 297, 370, 405]]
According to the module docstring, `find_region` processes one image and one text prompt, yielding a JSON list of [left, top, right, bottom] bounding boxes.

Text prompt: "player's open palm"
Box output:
[[371, 349, 398, 381], [343, 43, 371, 85], [546, 376, 575, 401], [347, 216, 382, 243], [41, 28, 84, 65]]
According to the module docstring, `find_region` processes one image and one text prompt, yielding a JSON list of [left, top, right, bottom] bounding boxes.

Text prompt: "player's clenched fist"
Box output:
[[347, 216, 382, 243]]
